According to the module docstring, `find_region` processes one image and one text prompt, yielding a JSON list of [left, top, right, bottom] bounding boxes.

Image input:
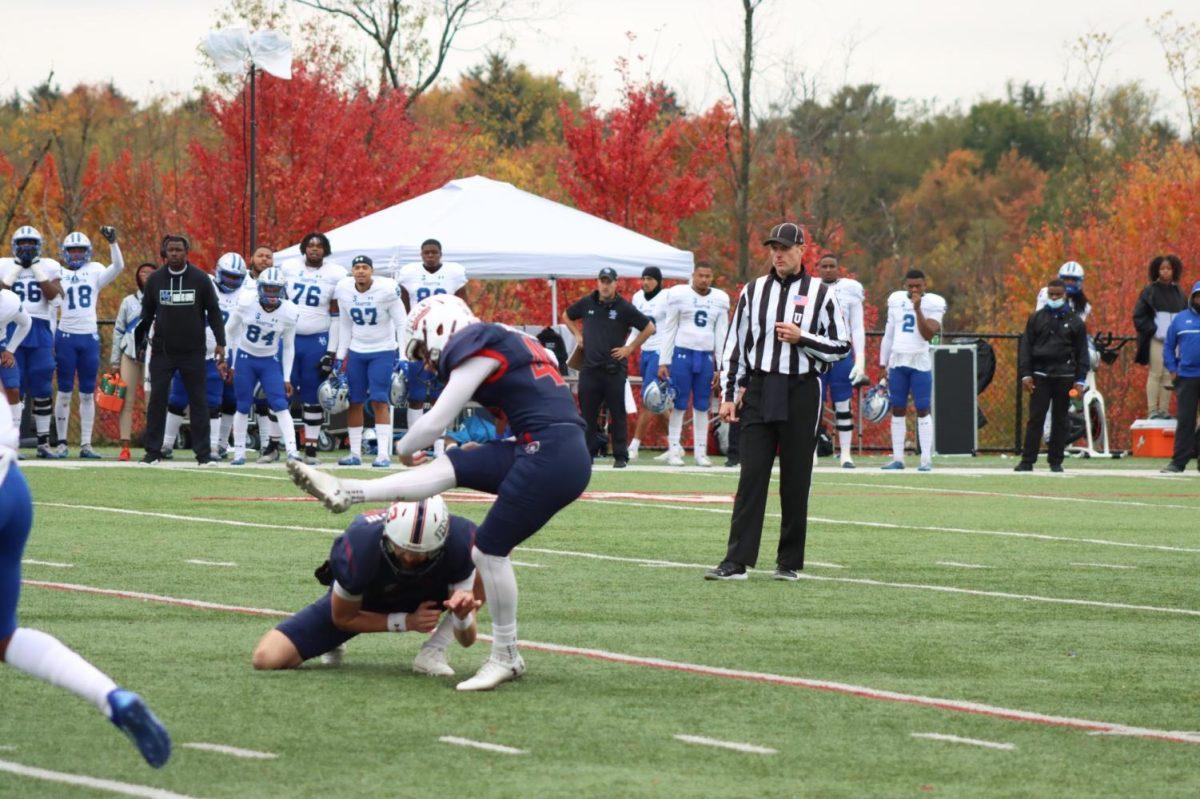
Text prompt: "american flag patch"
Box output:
[[794, 295, 808, 307]]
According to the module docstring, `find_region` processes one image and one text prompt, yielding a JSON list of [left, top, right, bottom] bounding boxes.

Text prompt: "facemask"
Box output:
[[1045, 298, 1065, 310], [1193, 301, 1200, 314]]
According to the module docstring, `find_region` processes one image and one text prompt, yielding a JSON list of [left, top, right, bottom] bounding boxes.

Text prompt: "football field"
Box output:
[[2, 455, 1199, 798]]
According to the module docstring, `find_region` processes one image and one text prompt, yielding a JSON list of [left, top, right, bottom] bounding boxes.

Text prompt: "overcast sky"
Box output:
[[0, 0, 1193, 125]]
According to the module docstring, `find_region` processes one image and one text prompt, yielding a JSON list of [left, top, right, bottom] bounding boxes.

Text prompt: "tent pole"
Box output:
[[550, 277, 558, 327]]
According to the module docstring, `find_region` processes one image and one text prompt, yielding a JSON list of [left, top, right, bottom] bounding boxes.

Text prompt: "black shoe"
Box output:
[[262, 440, 280, 457], [139, 453, 162, 465], [704, 563, 747, 581], [613, 459, 628, 469], [304, 443, 317, 458], [1160, 464, 1185, 474], [1013, 462, 1033, 472], [724, 458, 739, 467], [773, 567, 799, 581], [1049, 464, 1064, 473]]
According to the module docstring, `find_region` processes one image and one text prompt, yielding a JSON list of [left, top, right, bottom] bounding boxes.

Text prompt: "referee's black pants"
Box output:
[[1020, 376, 1072, 467], [145, 349, 212, 462], [724, 373, 820, 571], [578, 366, 629, 461]]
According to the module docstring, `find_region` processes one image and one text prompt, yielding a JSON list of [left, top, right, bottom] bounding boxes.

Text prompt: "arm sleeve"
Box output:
[[800, 291, 851, 363], [1131, 288, 1156, 335], [225, 310, 243, 363], [448, 570, 476, 593], [1017, 316, 1034, 378], [623, 300, 650, 331], [109, 301, 129, 365], [657, 295, 680, 363], [5, 309, 31, 351], [331, 580, 362, 602], [849, 298, 865, 358], [96, 242, 125, 289], [391, 297, 407, 353], [712, 300, 729, 364], [1163, 322, 1179, 374], [879, 306, 895, 368], [335, 300, 352, 360], [397, 356, 498, 456], [134, 280, 157, 351], [326, 301, 340, 355], [203, 280, 226, 347], [281, 321, 297, 381], [721, 288, 750, 402]]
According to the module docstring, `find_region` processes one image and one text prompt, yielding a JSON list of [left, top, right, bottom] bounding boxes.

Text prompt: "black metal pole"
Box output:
[[248, 63, 257, 254], [1013, 335, 1023, 453]]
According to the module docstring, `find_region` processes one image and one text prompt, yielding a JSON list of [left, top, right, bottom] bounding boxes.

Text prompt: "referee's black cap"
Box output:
[[763, 222, 805, 248]]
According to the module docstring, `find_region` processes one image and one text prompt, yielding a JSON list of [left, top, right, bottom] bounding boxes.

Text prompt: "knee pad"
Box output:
[[835, 409, 853, 432], [32, 396, 52, 416], [302, 403, 323, 426]]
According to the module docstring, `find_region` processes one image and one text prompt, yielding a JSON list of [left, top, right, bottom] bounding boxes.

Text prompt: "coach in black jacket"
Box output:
[[133, 235, 226, 464], [1016, 278, 1089, 472]]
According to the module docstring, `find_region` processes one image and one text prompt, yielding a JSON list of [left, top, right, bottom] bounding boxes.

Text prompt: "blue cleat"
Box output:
[[880, 461, 905, 470], [917, 463, 933, 472], [107, 689, 171, 768], [78, 445, 103, 459], [230, 456, 246, 466], [371, 457, 391, 469], [337, 454, 362, 467]]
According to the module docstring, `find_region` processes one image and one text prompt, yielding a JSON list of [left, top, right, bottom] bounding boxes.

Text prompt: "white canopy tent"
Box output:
[[281, 175, 695, 323]]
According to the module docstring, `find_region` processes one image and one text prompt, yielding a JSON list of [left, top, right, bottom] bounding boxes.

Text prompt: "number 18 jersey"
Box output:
[[58, 260, 124, 334]]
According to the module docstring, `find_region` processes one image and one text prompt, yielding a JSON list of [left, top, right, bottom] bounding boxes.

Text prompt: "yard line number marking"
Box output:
[[437, 736, 527, 755], [910, 732, 1015, 751], [673, 734, 777, 754]]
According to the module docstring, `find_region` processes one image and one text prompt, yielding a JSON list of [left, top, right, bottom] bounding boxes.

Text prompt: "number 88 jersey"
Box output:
[[397, 261, 467, 306], [281, 260, 348, 336]]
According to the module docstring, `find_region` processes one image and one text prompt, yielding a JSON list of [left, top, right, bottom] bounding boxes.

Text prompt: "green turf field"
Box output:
[[2, 454, 1198, 798]]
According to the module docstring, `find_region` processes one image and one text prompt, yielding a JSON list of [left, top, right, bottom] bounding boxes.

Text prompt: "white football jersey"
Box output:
[[628, 288, 672, 351], [57, 260, 124, 334], [832, 278, 864, 327], [281, 259, 347, 336], [882, 290, 947, 371], [1, 288, 26, 348], [396, 261, 467, 307], [0, 257, 63, 321], [206, 278, 256, 359], [1035, 287, 1091, 321], [229, 290, 298, 359], [334, 276, 405, 355], [660, 284, 730, 361]]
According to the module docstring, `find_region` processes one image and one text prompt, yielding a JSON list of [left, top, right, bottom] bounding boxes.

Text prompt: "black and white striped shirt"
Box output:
[[721, 268, 851, 401]]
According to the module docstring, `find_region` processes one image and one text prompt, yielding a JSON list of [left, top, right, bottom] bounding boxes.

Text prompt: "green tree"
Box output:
[[457, 53, 578, 148]]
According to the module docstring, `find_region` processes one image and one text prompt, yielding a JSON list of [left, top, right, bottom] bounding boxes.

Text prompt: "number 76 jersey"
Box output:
[[281, 261, 348, 336]]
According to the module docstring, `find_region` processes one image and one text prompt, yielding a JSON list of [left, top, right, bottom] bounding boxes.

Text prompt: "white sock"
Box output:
[[918, 414, 933, 465], [4, 628, 118, 716], [375, 422, 392, 460], [348, 426, 363, 457], [342, 457, 457, 504], [668, 409, 685, 451], [302, 422, 319, 445], [471, 546, 519, 663], [79, 392, 95, 447], [264, 416, 280, 442], [277, 409, 298, 456], [423, 613, 456, 652], [10, 400, 21, 428], [34, 400, 51, 436], [209, 415, 221, 452], [835, 399, 853, 462], [406, 407, 424, 430], [220, 413, 235, 448], [233, 412, 249, 458], [54, 393, 72, 444], [163, 412, 183, 450], [692, 409, 708, 457], [890, 415, 906, 463]]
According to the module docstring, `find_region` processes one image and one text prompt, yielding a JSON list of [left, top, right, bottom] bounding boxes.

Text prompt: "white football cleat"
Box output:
[[653, 448, 673, 462], [320, 645, 345, 667], [412, 646, 454, 677], [456, 655, 526, 692], [667, 450, 684, 467], [287, 460, 355, 513], [695, 454, 713, 467], [627, 441, 639, 460]]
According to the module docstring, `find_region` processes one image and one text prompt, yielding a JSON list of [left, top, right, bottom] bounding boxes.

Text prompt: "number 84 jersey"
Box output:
[[229, 291, 299, 358]]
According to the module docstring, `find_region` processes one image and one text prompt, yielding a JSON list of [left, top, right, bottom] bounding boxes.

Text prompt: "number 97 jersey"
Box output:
[[281, 261, 348, 336], [397, 261, 467, 306]]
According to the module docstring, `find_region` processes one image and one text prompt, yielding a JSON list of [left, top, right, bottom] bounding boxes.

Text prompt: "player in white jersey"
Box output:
[[879, 269, 947, 471], [245, 245, 283, 456], [1, 288, 33, 426], [226, 267, 300, 464], [54, 227, 124, 458], [816, 255, 867, 467], [0, 225, 63, 457], [655, 264, 730, 466], [334, 255, 406, 467], [1034, 261, 1091, 321], [282, 232, 346, 464], [626, 266, 673, 460], [395, 239, 468, 439]]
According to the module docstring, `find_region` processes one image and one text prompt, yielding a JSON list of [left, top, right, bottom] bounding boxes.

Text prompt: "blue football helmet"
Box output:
[[61, 231, 92, 270], [318, 373, 349, 414], [215, 252, 248, 293], [642, 377, 676, 414], [12, 225, 42, 267], [257, 266, 287, 308], [862, 382, 890, 423]]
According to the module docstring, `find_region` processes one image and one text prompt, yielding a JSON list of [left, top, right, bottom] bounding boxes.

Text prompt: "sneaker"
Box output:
[[320, 645, 345, 667], [118, 446, 131, 462], [287, 452, 303, 463], [371, 456, 391, 468], [667, 450, 685, 467], [1160, 464, 1185, 474], [138, 453, 162, 466], [773, 567, 800, 581], [54, 443, 69, 458], [107, 689, 171, 768], [160, 448, 174, 460], [78, 445, 102, 459], [1049, 464, 1064, 473], [653, 448, 673, 462], [230, 456, 246, 466], [703, 563, 747, 581], [413, 646, 455, 677], [337, 454, 362, 467], [456, 655, 526, 692], [613, 459, 628, 469], [695, 454, 713, 467], [881, 461, 905, 470], [917, 463, 933, 472], [1013, 462, 1033, 472], [724, 457, 739, 467], [217, 445, 230, 461], [287, 460, 355, 513], [37, 444, 62, 459], [196, 459, 219, 467], [627, 442, 639, 460], [841, 460, 855, 469], [257, 442, 280, 464]]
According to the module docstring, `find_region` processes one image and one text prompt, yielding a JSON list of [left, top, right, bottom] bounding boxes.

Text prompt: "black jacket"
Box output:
[[1132, 282, 1188, 365], [1019, 306, 1089, 381], [134, 263, 225, 357]]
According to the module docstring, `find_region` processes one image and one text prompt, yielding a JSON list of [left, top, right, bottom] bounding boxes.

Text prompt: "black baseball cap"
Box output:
[[598, 267, 618, 281], [351, 255, 373, 268], [763, 222, 804, 248]]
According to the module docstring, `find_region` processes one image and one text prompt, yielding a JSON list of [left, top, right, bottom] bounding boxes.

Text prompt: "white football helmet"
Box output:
[[390, 366, 408, 407], [1058, 261, 1085, 280], [216, 252, 249, 293], [382, 496, 450, 576], [862, 383, 890, 423], [642, 377, 676, 414], [318, 374, 349, 414], [61, 231, 92, 269], [256, 266, 287, 307], [405, 295, 477, 366], [12, 225, 42, 265]]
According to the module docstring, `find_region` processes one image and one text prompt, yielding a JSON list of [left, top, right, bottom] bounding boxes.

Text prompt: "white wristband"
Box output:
[[31, 262, 51, 282], [451, 612, 474, 631], [386, 612, 407, 632]]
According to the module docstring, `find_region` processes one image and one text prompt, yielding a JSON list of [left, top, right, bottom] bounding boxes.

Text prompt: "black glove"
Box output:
[[318, 352, 334, 378], [99, 226, 117, 244], [314, 560, 334, 586]]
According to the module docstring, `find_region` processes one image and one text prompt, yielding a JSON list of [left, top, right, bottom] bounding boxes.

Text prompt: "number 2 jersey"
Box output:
[[396, 261, 467, 307], [281, 260, 347, 336], [57, 249, 125, 334], [333, 276, 405, 357], [880, 290, 948, 371], [227, 291, 299, 374], [438, 323, 584, 437]]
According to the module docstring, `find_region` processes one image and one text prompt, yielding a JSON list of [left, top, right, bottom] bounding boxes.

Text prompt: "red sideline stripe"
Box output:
[[21, 579, 1200, 747]]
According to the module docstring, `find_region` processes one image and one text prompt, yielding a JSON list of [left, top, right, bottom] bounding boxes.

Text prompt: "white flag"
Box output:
[[204, 28, 292, 80]]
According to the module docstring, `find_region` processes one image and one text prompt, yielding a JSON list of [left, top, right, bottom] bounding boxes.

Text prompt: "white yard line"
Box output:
[[1071, 563, 1137, 570], [21, 559, 73, 568], [181, 742, 277, 760], [673, 734, 777, 754], [910, 732, 1015, 751], [509, 561, 545, 568], [828, 480, 1200, 512], [936, 562, 991, 569], [0, 746, 13, 751], [18, 580, 1200, 747], [0, 759, 202, 799], [437, 736, 526, 755], [184, 560, 238, 568]]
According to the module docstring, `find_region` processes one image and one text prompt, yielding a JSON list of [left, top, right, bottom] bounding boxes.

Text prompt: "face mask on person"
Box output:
[[1045, 298, 1066, 310]]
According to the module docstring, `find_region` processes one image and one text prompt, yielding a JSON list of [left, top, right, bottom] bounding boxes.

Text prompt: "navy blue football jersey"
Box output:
[[438, 323, 584, 436], [329, 511, 475, 613]]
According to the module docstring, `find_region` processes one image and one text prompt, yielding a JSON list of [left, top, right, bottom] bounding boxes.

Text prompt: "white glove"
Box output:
[[0, 261, 18, 286], [30, 262, 52, 282], [848, 355, 866, 385]]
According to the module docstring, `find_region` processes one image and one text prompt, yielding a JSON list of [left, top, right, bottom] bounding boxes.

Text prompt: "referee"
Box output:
[[134, 235, 226, 465], [705, 222, 850, 581]]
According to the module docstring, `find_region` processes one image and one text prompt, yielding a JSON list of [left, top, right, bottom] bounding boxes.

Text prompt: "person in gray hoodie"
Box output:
[[1160, 281, 1200, 473]]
